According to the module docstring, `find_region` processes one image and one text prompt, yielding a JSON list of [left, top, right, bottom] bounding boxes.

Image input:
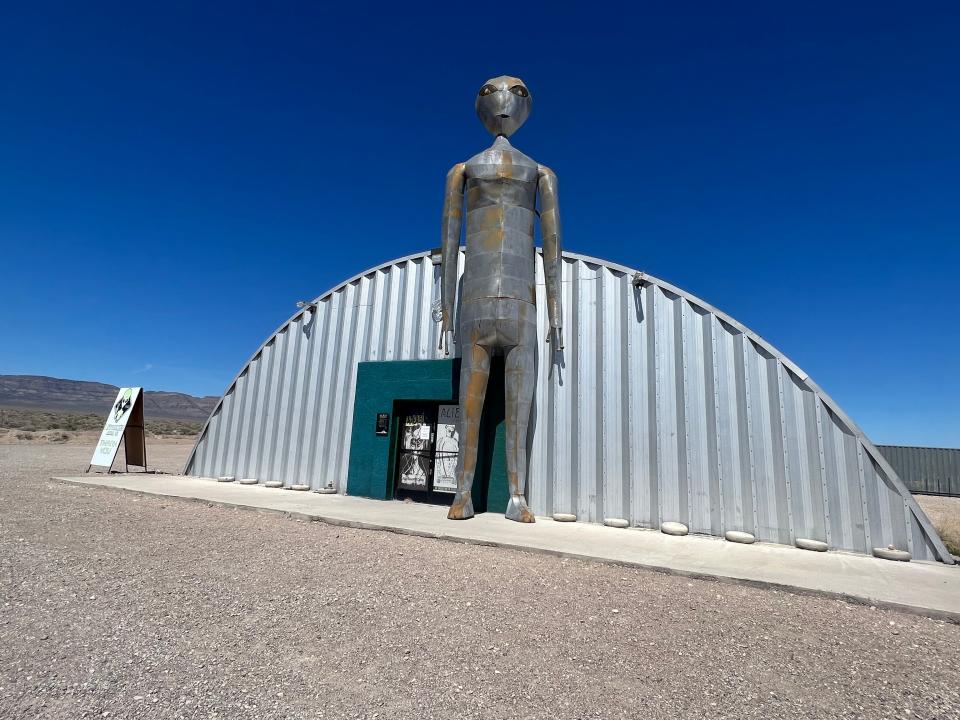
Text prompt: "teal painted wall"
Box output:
[[346, 359, 510, 514]]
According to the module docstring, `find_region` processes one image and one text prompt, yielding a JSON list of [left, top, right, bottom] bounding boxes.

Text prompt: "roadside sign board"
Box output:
[[88, 387, 147, 471]]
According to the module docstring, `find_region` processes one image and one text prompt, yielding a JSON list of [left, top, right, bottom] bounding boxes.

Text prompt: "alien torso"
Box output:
[[461, 136, 541, 306]]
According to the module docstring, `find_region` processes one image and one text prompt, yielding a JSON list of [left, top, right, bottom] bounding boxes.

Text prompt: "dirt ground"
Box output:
[[1, 441, 959, 720], [916, 495, 960, 557]]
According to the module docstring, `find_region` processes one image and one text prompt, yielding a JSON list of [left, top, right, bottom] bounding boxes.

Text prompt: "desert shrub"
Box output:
[[16, 431, 34, 440]]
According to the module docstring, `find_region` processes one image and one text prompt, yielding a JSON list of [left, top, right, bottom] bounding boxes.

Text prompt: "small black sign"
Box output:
[[375, 412, 390, 435]]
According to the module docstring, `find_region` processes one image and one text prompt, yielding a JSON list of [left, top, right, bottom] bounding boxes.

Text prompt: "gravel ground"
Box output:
[[1, 442, 959, 720]]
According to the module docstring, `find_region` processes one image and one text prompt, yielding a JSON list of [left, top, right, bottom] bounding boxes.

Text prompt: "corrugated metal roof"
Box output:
[[183, 250, 954, 563], [878, 445, 960, 497]]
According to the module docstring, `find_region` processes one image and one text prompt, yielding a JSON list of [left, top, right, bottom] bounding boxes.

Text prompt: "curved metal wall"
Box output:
[[184, 250, 953, 564]]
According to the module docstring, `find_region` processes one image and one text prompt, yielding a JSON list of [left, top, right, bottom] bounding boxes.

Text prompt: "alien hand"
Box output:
[[546, 326, 564, 350], [438, 309, 454, 356]]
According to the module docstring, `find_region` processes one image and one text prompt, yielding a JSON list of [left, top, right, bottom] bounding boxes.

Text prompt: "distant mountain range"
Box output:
[[0, 375, 218, 421]]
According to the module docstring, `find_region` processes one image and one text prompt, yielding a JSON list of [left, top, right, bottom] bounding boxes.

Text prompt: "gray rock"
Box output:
[[604, 518, 629, 528], [552, 513, 577, 522], [724, 530, 756, 544], [796, 538, 828, 552], [660, 521, 689, 536], [873, 546, 911, 562]]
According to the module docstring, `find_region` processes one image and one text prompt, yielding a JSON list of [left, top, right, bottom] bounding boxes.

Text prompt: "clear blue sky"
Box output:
[[1, 2, 957, 446]]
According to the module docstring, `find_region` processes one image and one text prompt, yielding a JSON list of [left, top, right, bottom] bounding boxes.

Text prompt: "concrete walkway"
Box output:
[[54, 473, 960, 622]]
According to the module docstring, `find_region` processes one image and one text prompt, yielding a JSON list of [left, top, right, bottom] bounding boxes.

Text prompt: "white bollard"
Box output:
[[872, 545, 911, 562], [795, 538, 828, 552], [604, 518, 629, 528]]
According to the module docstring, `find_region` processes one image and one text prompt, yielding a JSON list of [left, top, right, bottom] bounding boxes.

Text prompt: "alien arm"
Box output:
[[538, 165, 563, 346], [439, 162, 466, 353]]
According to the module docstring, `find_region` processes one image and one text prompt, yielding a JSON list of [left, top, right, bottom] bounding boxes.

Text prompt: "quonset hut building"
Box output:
[[184, 250, 954, 564]]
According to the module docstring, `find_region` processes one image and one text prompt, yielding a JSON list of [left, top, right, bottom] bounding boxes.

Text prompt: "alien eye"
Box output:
[[479, 84, 498, 97], [509, 85, 528, 98]]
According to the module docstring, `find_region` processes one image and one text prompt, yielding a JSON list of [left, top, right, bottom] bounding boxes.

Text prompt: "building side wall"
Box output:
[[878, 445, 960, 497], [184, 251, 952, 563]]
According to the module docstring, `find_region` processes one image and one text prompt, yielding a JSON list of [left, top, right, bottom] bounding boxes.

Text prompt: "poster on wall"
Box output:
[[87, 387, 147, 472], [397, 411, 432, 491], [433, 404, 460, 493]]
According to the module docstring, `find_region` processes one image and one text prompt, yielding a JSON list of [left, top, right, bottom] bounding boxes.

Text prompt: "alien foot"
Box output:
[[447, 492, 475, 520], [505, 495, 535, 523]]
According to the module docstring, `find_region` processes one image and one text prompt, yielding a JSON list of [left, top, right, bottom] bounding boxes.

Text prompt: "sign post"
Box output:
[[87, 387, 147, 473]]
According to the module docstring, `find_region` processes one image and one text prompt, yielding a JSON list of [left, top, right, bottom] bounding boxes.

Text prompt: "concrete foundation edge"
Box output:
[[51, 476, 960, 625]]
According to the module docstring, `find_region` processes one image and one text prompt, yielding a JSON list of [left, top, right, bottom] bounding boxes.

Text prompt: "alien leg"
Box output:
[[503, 304, 537, 523], [447, 337, 490, 520]]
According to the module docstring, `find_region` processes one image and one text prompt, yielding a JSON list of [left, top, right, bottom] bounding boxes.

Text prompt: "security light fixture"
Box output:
[[296, 300, 318, 310]]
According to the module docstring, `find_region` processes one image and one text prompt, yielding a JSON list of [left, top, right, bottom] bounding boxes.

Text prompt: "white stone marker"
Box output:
[[795, 538, 828, 552], [264, 481, 283, 488], [217, 476, 235, 483], [290, 484, 310, 491], [552, 513, 577, 522], [604, 518, 629, 529], [660, 521, 689, 536], [872, 545, 911, 562], [238, 478, 258, 485], [724, 530, 756, 544]]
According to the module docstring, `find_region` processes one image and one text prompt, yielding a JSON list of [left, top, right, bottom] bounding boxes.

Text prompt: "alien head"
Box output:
[[475, 75, 531, 138]]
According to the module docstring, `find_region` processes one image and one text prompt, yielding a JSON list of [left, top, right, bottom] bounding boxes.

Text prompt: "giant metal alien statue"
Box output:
[[439, 75, 563, 523]]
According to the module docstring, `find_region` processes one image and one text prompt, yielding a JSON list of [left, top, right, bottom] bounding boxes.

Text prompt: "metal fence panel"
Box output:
[[877, 445, 960, 497]]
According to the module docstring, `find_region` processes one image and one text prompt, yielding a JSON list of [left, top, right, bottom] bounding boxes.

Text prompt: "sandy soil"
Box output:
[[916, 494, 960, 556], [1, 441, 959, 719]]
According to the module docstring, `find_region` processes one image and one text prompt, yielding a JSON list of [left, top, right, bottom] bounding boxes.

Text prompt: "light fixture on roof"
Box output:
[[296, 300, 319, 310]]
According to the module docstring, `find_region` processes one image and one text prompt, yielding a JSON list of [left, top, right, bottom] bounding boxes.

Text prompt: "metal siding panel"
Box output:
[[276, 315, 305, 484], [550, 260, 575, 515], [655, 287, 680, 525], [619, 275, 635, 524], [262, 327, 291, 484], [399, 261, 417, 359], [772, 362, 795, 544], [704, 311, 724, 535], [291, 307, 324, 486], [747, 342, 779, 543], [331, 281, 364, 488], [682, 306, 710, 533], [211, 389, 233, 475], [644, 283, 659, 527], [228, 368, 252, 476], [628, 282, 653, 527], [575, 261, 598, 522], [714, 320, 743, 531], [304, 299, 335, 485], [601, 268, 624, 520], [528, 255, 549, 515], [736, 334, 758, 537], [312, 296, 343, 487]]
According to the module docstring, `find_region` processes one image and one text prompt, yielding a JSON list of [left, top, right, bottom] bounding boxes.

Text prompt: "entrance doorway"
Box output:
[[394, 402, 460, 504]]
